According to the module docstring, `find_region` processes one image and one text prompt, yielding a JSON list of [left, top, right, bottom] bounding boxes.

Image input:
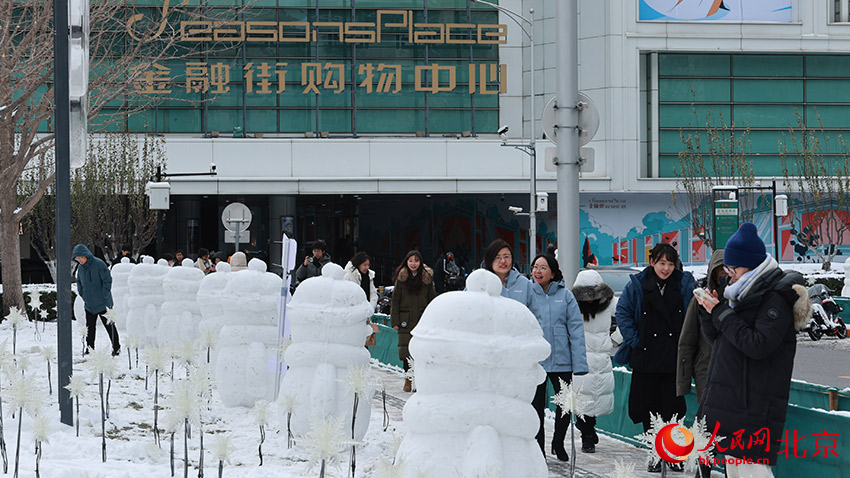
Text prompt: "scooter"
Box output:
[[806, 284, 847, 341]]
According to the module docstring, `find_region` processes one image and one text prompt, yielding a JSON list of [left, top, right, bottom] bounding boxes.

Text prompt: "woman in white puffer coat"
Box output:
[[571, 269, 616, 454], [343, 251, 378, 312]]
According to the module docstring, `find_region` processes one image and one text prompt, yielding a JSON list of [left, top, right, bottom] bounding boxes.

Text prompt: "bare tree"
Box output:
[[779, 114, 850, 270], [673, 110, 756, 250], [0, 0, 241, 313]]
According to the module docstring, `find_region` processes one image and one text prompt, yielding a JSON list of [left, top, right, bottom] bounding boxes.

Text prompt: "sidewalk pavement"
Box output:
[[371, 363, 724, 478]]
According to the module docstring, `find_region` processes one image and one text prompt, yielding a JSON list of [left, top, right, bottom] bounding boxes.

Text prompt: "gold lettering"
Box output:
[[415, 64, 456, 93], [477, 24, 507, 44], [181, 21, 212, 41], [469, 63, 506, 95], [278, 21, 310, 42], [413, 23, 445, 44], [377, 10, 408, 44], [213, 21, 245, 42], [311, 22, 344, 43], [246, 21, 278, 42], [446, 23, 475, 44], [344, 22, 376, 43]]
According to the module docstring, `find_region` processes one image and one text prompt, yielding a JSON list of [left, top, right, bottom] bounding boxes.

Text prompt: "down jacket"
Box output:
[[571, 270, 616, 417], [528, 279, 588, 374], [73, 244, 114, 314], [500, 268, 534, 308], [390, 266, 436, 360], [699, 257, 810, 466], [343, 261, 378, 312]]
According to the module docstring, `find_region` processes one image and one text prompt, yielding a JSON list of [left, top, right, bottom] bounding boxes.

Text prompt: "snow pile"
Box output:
[[197, 262, 232, 369], [125, 256, 170, 346], [215, 259, 282, 407], [397, 269, 551, 477], [110, 257, 135, 331], [157, 258, 205, 348], [277, 263, 373, 440]]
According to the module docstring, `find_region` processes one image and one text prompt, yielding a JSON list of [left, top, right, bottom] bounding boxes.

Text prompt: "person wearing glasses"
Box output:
[[694, 222, 809, 478], [614, 243, 694, 473], [482, 239, 533, 307], [528, 253, 588, 462]]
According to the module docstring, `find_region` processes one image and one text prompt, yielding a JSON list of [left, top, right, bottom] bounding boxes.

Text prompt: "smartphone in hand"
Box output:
[[694, 288, 714, 302]]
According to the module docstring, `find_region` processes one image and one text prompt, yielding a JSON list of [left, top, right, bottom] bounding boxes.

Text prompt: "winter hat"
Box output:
[[723, 222, 766, 270]]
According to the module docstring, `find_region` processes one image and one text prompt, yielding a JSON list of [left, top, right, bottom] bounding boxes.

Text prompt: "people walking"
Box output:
[[482, 239, 533, 307], [528, 254, 588, 462], [390, 250, 436, 392], [73, 244, 121, 356], [695, 223, 809, 478], [344, 251, 378, 312], [571, 269, 617, 455], [294, 239, 331, 289], [196, 248, 213, 275], [614, 243, 694, 473]]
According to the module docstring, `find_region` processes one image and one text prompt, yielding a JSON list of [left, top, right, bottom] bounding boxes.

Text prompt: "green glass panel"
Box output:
[[357, 85, 425, 107], [806, 55, 850, 78], [732, 55, 802, 77], [749, 155, 787, 176], [279, 87, 316, 107], [659, 129, 693, 155], [658, 155, 680, 178], [475, 93, 498, 108], [429, 89, 472, 108], [429, 109, 472, 133], [746, 130, 787, 154], [317, 90, 353, 107], [127, 110, 156, 132], [356, 109, 424, 133], [206, 83, 244, 107], [279, 109, 315, 132], [733, 79, 802, 103], [806, 79, 850, 103], [805, 105, 850, 128], [319, 109, 352, 132], [733, 105, 800, 128], [475, 109, 498, 133], [659, 78, 730, 102], [658, 54, 730, 77], [246, 109, 278, 132], [207, 109, 243, 132], [658, 104, 731, 128]]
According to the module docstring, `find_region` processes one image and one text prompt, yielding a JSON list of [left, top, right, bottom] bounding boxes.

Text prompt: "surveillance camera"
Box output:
[[497, 125, 509, 135], [508, 206, 523, 214], [210, 162, 217, 173]]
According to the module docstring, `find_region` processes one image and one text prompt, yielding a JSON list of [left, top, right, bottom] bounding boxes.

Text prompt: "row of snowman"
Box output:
[[83, 256, 549, 477]]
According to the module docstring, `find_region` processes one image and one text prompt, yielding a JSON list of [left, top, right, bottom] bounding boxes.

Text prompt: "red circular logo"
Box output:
[[655, 423, 695, 463]]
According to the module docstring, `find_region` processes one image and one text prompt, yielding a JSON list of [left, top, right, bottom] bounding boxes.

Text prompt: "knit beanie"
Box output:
[[723, 222, 766, 269]]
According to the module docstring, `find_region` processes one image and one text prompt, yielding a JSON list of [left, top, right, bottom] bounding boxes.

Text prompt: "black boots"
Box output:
[[551, 444, 569, 462]]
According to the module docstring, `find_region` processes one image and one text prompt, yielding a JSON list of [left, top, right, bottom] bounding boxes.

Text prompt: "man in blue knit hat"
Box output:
[[694, 223, 809, 478]]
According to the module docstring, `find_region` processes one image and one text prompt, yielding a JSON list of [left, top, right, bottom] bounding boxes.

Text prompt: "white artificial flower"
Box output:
[[87, 348, 116, 380], [32, 414, 51, 444], [28, 291, 42, 312], [199, 328, 217, 351], [254, 400, 272, 427], [212, 434, 232, 463], [5, 306, 26, 327], [3, 374, 43, 416], [280, 394, 298, 414], [143, 346, 168, 374], [635, 413, 710, 469], [683, 415, 724, 473], [168, 379, 201, 427], [41, 346, 56, 362], [16, 354, 31, 375], [64, 374, 86, 399], [375, 456, 406, 478], [38, 309, 48, 321], [341, 364, 372, 397], [300, 415, 349, 472], [177, 340, 197, 367], [404, 356, 416, 390], [0, 340, 12, 370], [550, 378, 590, 420], [103, 308, 117, 326], [606, 459, 636, 478]]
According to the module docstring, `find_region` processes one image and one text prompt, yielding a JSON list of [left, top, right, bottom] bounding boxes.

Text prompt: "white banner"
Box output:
[[640, 0, 793, 22]]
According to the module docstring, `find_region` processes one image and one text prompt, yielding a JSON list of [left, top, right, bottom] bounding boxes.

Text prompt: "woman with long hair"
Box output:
[[528, 253, 588, 461], [390, 250, 436, 392], [344, 251, 378, 312], [482, 239, 533, 307]]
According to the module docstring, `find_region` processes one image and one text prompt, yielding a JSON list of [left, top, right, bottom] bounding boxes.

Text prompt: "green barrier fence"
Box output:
[[368, 317, 850, 476]]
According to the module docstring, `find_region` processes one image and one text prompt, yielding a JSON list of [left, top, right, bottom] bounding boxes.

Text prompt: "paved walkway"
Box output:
[[371, 363, 724, 478]]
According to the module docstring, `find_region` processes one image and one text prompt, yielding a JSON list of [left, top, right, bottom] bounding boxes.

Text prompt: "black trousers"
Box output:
[[532, 372, 598, 454], [85, 309, 120, 353]]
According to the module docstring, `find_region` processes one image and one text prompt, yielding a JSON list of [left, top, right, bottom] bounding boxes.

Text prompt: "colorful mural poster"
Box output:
[[639, 0, 793, 22]]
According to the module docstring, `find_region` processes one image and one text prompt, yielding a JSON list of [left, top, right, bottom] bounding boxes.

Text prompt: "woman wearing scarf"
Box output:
[[614, 243, 694, 473], [695, 222, 810, 478]]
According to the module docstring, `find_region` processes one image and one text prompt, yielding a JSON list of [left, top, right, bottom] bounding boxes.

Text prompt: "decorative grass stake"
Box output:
[[38, 310, 48, 332], [341, 365, 371, 478], [32, 414, 50, 478], [106, 379, 112, 419], [162, 411, 179, 477], [169, 379, 200, 478], [551, 379, 590, 478], [40, 347, 56, 395], [64, 375, 86, 437], [254, 401, 271, 466], [212, 435, 231, 478], [77, 326, 88, 358], [5, 307, 26, 355], [87, 347, 116, 463], [145, 346, 168, 446], [374, 378, 389, 431], [0, 340, 13, 473], [3, 370, 43, 478], [199, 328, 217, 364], [279, 394, 297, 449], [301, 415, 347, 478]]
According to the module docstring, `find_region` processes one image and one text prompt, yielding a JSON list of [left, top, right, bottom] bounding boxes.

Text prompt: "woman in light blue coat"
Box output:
[[529, 253, 588, 462], [482, 239, 533, 308]]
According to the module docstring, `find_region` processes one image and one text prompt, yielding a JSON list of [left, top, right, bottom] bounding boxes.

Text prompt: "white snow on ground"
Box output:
[[0, 317, 406, 478]]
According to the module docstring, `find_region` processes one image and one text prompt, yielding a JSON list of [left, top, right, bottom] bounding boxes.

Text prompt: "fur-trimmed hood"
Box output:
[[572, 270, 615, 318], [791, 283, 812, 332], [396, 265, 433, 285]]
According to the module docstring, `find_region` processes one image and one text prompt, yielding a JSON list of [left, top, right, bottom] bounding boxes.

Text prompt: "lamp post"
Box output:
[[472, 0, 538, 267]]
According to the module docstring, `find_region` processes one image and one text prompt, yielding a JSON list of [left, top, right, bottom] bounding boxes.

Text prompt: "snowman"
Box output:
[[215, 258, 283, 407], [126, 256, 170, 346], [276, 263, 373, 440], [110, 257, 135, 331], [396, 269, 550, 477], [842, 257, 850, 297], [157, 258, 205, 348], [197, 262, 232, 369]]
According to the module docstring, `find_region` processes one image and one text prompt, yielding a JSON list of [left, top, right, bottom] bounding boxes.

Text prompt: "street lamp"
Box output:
[[472, 0, 539, 268]]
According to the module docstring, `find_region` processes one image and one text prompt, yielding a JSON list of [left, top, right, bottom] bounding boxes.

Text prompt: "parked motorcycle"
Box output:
[[376, 286, 393, 315], [806, 284, 847, 341]]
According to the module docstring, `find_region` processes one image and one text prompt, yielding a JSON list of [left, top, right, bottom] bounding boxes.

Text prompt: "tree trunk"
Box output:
[[0, 191, 24, 316]]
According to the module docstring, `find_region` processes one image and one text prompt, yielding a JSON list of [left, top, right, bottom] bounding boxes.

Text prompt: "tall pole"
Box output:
[[54, 0, 74, 426], [528, 9, 536, 267], [556, 0, 580, 287]]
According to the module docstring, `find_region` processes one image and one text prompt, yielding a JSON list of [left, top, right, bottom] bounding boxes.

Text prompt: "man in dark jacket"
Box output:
[[294, 239, 331, 289], [695, 223, 809, 478], [74, 244, 121, 356]]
